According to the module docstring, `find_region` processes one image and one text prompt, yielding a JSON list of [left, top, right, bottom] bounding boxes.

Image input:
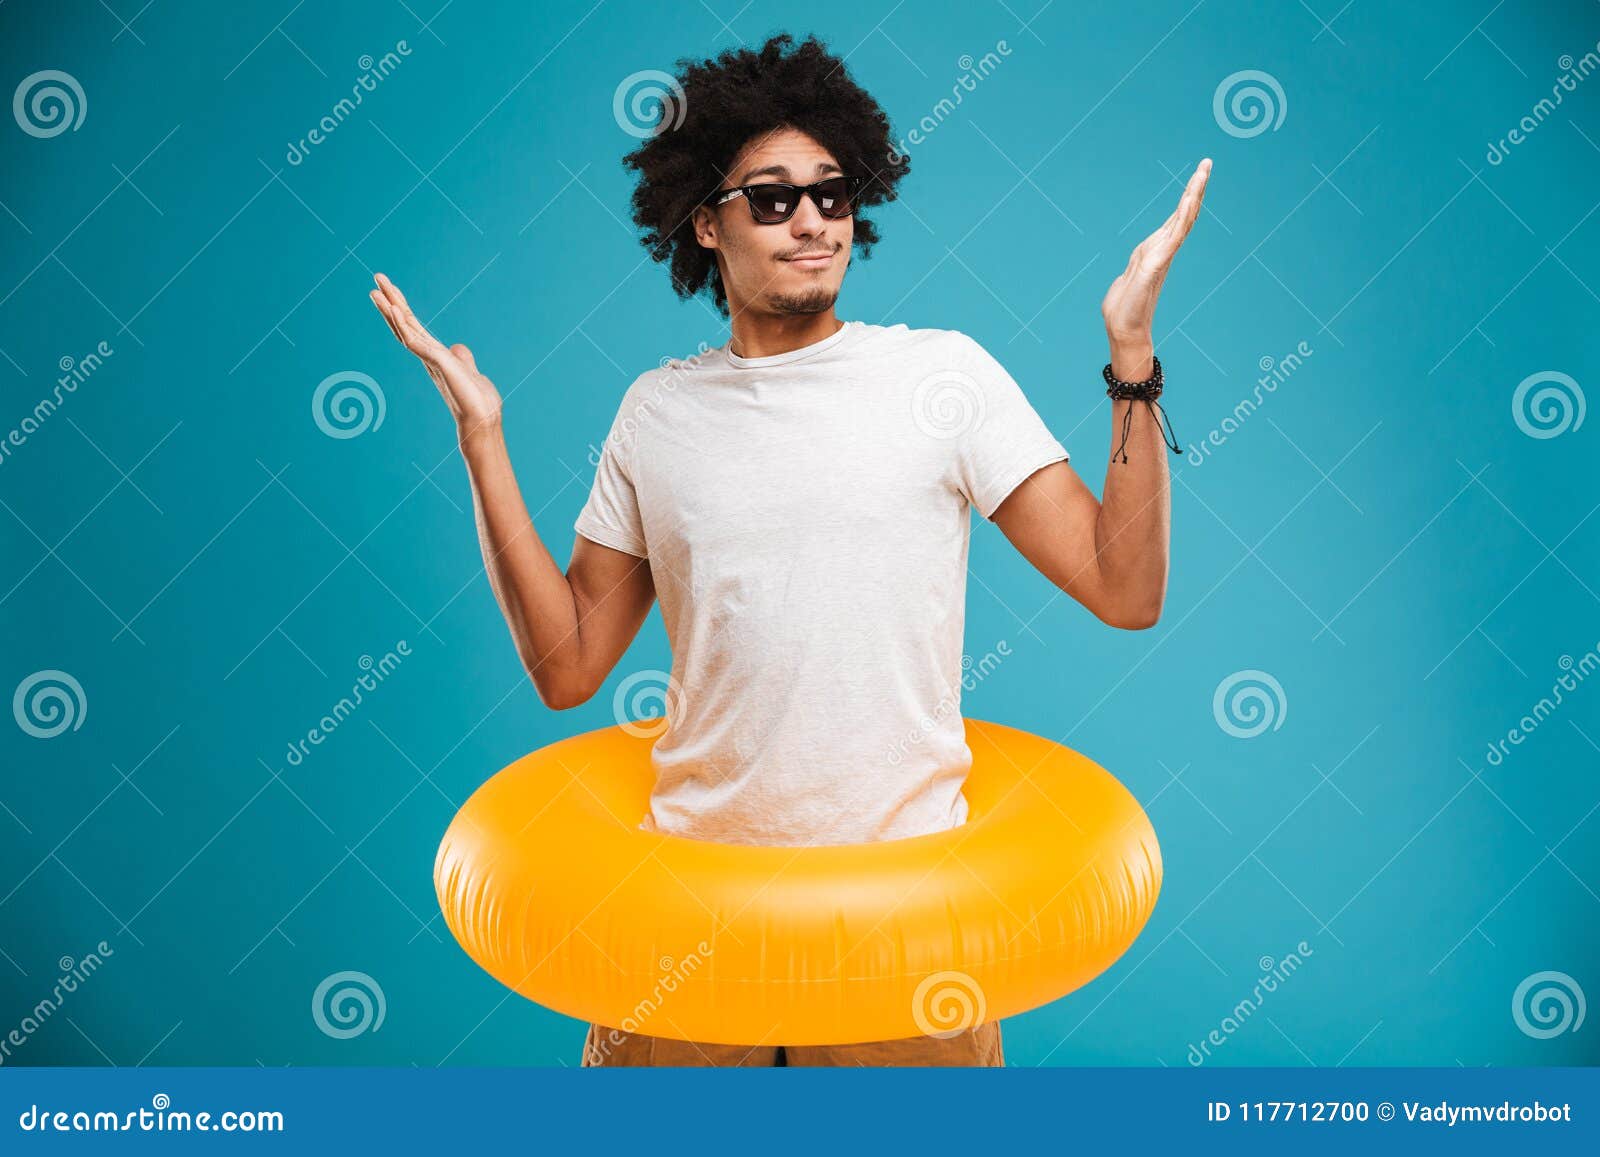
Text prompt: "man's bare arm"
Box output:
[[370, 273, 654, 708], [990, 417, 1168, 630], [990, 159, 1210, 630]]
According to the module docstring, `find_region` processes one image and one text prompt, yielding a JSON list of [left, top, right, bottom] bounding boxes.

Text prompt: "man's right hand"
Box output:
[[369, 271, 503, 437]]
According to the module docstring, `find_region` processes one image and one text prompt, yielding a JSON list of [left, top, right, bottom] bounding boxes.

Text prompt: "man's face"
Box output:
[[695, 127, 854, 317]]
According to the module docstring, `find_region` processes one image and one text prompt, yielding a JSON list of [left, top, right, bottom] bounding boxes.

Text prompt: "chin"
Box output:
[[769, 286, 839, 315]]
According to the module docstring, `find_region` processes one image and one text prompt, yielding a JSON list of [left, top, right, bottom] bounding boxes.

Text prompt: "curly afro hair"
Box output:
[[621, 32, 911, 317]]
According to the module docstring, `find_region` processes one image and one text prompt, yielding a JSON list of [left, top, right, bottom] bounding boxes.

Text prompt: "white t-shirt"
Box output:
[[573, 319, 1069, 846]]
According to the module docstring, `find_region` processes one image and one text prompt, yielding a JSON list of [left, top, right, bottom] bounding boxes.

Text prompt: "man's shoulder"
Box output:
[[616, 340, 718, 405], [592, 357, 697, 446]]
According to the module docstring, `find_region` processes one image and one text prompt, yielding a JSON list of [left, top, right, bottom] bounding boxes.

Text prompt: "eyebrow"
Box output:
[[735, 160, 844, 185]]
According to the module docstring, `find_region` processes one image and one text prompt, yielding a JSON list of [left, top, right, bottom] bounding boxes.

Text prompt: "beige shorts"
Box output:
[[581, 1020, 1004, 1067]]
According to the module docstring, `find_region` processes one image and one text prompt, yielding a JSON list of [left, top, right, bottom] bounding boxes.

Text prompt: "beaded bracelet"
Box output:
[[1103, 355, 1181, 463]]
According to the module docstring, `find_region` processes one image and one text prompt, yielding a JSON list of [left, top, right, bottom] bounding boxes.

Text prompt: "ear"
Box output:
[[692, 205, 719, 251]]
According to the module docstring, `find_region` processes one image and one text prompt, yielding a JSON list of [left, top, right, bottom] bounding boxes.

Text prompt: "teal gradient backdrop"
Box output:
[[1, 0, 1596, 1067]]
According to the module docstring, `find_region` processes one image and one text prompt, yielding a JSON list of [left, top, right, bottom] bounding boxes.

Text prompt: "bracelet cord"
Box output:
[[1104, 355, 1181, 463]]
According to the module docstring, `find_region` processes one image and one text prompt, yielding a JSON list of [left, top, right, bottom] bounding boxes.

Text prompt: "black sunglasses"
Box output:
[[706, 175, 859, 224]]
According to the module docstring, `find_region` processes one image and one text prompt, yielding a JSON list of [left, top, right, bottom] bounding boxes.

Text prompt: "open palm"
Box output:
[[369, 272, 502, 430], [1101, 159, 1211, 344]]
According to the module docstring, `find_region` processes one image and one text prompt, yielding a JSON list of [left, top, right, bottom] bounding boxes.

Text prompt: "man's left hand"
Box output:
[[1101, 158, 1212, 377]]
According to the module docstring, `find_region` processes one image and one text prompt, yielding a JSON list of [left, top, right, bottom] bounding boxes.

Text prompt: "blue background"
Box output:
[[0, 0, 1596, 1069]]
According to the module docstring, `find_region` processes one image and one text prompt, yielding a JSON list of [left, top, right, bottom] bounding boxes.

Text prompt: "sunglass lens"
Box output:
[[812, 177, 854, 218], [746, 186, 792, 223]]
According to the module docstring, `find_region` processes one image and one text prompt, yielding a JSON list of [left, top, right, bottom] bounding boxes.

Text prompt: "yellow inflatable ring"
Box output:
[[434, 718, 1162, 1045]]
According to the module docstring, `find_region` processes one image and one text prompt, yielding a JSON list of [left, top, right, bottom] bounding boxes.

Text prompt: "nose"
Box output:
[[787, 189, 829, 237]]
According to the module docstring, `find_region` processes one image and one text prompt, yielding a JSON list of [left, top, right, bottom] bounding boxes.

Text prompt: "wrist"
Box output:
[[1107, 336, 1154, 382], [457, 412, 505, 454]]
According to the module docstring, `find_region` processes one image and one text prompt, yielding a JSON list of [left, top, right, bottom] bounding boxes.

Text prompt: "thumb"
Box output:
[[449, 343, 478, 371]]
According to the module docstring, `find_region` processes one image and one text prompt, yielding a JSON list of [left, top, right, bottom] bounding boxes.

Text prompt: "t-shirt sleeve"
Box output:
[[949, 333, 1071, 520], [574, 397, 649, 558]]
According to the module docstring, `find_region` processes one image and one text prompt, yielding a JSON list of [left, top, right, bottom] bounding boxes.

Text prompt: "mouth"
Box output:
[[784, 249, 834, 270]]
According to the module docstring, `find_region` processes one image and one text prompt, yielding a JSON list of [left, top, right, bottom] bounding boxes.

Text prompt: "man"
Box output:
[[369, 32, 1208, 1066]]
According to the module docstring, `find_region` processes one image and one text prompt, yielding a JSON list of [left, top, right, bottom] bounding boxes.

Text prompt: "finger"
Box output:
[[374, 273, 429, 340], [1165, 186, 1197, 238], [376, 295, 429, 356], [1154, 199, 1182, 237], [1144, 213, 1189, 267], [375, 274, 447, 359], [449, 343, 477, 372], [1146, 189, 1191, 252], [1136, 218, 1175, 265], [374, 271, 411, 313], [366, 291, 406, 350], [1189, 159, 1211, 223], [373, 274, 413, 333], [1179, 159, 1211, 230], [1156, 162, 1211, 255], [1165, 162, 1206, 228], [370, 291, 406, 345]]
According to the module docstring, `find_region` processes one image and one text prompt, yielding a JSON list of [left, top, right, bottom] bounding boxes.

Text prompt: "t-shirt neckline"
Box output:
[[723, 319, 857, 369]]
